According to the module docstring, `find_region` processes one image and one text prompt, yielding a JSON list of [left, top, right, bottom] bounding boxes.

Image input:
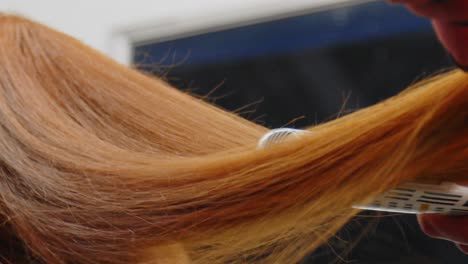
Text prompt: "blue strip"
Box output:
[[134, 1, 432, 66]]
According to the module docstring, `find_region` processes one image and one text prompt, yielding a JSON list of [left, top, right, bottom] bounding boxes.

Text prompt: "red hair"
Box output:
[[0, 14, 466, 263]]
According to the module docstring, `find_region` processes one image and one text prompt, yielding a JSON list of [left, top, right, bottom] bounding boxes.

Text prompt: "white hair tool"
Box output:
[[258, 128, 468, 215]]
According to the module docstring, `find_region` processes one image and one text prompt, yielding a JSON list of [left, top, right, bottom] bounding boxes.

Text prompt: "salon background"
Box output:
[[134, 1, 466, 264]]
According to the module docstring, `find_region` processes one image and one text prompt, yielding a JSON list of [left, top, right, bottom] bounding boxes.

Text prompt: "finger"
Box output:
[[433, 20, 468, 69], [418, 214, 468, 244], [391, 0, 468, 22], [455, 243, 468, 255]]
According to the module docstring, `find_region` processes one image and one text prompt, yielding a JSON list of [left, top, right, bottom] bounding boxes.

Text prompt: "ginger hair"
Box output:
[[0, 15, 466, 263]]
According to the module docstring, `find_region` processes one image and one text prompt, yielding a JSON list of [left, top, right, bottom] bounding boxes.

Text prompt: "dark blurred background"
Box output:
[[134, 1, 465, 263]]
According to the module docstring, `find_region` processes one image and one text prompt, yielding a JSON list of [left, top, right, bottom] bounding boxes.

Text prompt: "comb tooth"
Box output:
[[270, 131, 283, 145], [274, 131, 285, 143], [277, 131, 291, 142]]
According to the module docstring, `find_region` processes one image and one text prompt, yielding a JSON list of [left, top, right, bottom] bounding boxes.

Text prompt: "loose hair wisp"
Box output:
[[0, 15, 466, 264]]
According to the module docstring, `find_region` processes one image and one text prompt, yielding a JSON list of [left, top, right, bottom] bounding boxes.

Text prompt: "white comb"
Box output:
[[258, 128, 468, 215], [257, 128, 307, 148]]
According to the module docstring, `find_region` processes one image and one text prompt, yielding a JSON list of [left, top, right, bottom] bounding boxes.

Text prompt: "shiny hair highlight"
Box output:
[[0, 15, 466, 264]]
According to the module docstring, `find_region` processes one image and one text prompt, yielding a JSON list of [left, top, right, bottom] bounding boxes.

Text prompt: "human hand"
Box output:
[[388, 2, 468, 251], [389, 0, 468, 70], [417, 213, 468, 254]]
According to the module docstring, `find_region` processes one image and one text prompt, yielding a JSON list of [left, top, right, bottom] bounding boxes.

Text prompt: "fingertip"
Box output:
[[417, 214, 442, 238], [417, 213, 468, 243], [455, 243, 468, 255]]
